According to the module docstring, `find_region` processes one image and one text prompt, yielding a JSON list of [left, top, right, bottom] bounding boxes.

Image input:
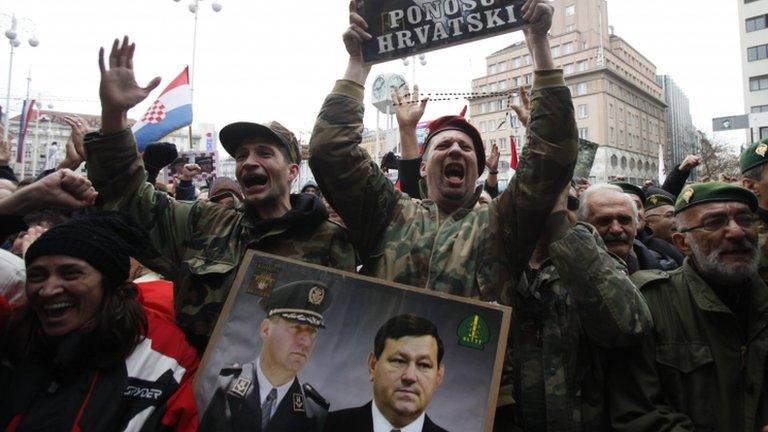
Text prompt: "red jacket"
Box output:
[[1, 313, 199, 431]]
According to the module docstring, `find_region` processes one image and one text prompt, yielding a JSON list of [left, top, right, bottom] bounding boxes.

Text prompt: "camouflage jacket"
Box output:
[[308, 70, 577, 301], [511, 221, 650, 432], [85, 129, 355, 352], [608, 261, 768, 431]]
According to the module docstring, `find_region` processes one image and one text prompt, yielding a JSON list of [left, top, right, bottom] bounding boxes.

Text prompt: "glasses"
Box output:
[[679, 213, 759, 233]]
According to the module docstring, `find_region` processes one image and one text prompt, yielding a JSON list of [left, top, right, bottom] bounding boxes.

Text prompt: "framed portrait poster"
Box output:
[[196, 250, 511, 432]]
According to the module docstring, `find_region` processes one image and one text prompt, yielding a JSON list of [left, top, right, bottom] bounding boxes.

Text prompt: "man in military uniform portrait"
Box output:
[[199, 281, 332, 432], [323, 314, 448, 432]]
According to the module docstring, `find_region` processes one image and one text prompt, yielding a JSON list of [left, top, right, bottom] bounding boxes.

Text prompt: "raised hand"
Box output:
[[510, 86, 531, 127], [59, 115, 89, 169], [343, 1, 372, 62], [393, 85, 428, 129], [679, 154, 701, 173], [522, 0, 554, 37], [98, 36, 161, 121], [180, 163, 202, 181], [0, 138, 10, 166], [38, 169, 98, 209], [486, 144, 500, 173]]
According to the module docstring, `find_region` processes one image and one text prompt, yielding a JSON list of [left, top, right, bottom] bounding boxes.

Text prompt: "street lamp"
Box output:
[[1, 13, 39, 142], [402, 53, 427, 87]]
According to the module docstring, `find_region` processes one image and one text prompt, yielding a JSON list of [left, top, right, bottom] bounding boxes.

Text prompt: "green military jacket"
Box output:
[[608, 260, 768, 431], [85, 129, 355, 351], [512, 222, 650, 432], [308, 70, 577, 301]]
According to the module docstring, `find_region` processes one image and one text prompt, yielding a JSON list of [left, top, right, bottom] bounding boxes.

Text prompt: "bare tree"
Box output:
[[696, 131, 740, 180]]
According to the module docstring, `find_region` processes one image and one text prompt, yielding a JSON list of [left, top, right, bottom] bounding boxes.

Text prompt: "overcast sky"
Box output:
[[0, 0, 747, 149]]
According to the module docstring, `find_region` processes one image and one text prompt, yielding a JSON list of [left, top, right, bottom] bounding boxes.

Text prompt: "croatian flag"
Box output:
[[16, 99, 36, 164], [132, 67, 192, 151]]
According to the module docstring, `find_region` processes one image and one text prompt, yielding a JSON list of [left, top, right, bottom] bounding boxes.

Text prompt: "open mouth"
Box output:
[[242, 173, 268, 189], [41, 301, 75, 319], [443, 162, 465, 184]]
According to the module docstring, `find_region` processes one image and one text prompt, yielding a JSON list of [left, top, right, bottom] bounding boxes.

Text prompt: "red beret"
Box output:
[[422, 115, 486, 174]]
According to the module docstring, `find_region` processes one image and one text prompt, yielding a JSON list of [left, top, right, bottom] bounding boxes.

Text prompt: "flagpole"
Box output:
[[188, 0, 200, 150]]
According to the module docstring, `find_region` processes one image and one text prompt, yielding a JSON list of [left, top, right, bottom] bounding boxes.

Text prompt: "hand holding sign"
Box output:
[[343, 1, 373, 85]]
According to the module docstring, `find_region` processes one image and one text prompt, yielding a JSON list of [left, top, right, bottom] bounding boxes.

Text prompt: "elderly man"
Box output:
[[577, 184, 661, 273], [608, 182, 768, 431], [309, 0, 576, 300], [323, 314, 447, 432], [613, 182, 682, 270], [644, 192, 677, 243], [85, 37, 355, 351]]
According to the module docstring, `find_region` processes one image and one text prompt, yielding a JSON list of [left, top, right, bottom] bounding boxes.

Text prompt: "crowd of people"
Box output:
[[1, 0, 768, 430]]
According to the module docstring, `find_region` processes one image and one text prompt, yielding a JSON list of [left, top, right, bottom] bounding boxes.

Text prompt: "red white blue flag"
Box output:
[[132, 67, 192, 151], [16, 99, 36, 164]]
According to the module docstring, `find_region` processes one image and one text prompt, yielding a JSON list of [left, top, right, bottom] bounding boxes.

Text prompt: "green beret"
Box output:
[[674, 182, 757, 215], [645, 194, 675, 210], [260, 280, 333, 328], [611, 182, 646, 206], [740, 138, 768, 174]]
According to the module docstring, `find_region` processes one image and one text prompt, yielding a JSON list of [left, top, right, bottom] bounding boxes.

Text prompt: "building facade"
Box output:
[[8, 109, 215, 179], [738, 0, 768, 143], [657, 75, 698, 179], [469, 0, 667, 185]]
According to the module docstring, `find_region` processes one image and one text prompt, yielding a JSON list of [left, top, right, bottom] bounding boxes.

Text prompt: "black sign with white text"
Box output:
[[358, 0, 527, 64]]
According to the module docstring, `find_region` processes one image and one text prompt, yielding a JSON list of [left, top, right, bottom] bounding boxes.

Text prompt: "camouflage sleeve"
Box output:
[[308, 80, 402, 260], [548, 221, 652, 348], [85, 128, 195, 278], [496, 69, 578, 271], [607, 336, 696, 431]]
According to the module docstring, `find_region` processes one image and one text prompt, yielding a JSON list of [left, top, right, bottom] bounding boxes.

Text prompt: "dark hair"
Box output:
[[743, 164, 763, 182], [373, 314, 444, 363], [2, 281, 147, 369]]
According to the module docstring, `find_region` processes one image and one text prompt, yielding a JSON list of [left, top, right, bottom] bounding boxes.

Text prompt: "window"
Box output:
[[563, 64, 574, 75], [579, 128, 589, 140], [499, 80, 508, 90], [748, 44, 768, 61], [524, 73, 532, 84], [512, 57, 521, 68], [761, 127, 768, 140], [479, 121, 487, 133], [578, 60, 588, 71], [489, 64, 497, 74], [610, 127, 615, 142], [746, 14, 768, 32], [566, 24, 575, 32], [578, 104, 589, 118], [551, 46, 560, 57], [630, 158, 636, 170], [498, 61, 508, 72], [479, 103, 486, 114], [512, 77, 519, 87], [750, 75, 768, 91], [523, 55, 532, 66], [565, 5, 575, 16], [609, 103, 614, 118], [499, 137, 508, 151], [562, 42, 574, 55], [621, 157, 627, 169], [576, 82, 587, 95], [752, 104, 768, 113], [480, 85, 488, 93], [490, 82, 498, 92], [611, 155, 618, 167]]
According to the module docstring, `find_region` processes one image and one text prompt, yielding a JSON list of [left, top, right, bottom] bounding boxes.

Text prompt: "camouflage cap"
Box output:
[[645, 193, 675, 211], [675, 182, 757, 215], [219, 121, 301, 164], [260, 280, 332, 328], [422, 115, 486, 174], [611, 182, 646, 206], [740, 138, 768, 173]]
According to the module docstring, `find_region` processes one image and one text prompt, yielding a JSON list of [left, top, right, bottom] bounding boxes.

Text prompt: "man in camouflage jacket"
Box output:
[[309, 0, 577, 302], [508, 206, 650, 432], [85, 37, 355, 352]]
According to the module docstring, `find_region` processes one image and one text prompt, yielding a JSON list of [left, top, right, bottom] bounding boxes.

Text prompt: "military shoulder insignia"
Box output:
[[757, 143, 768, 157], [292, 393, 305, 412], [681, 187, 694, 203], [246, 263, 279, 298], [457, 314, 491, 350], [308, 286, 325, 305], [229, 377, 252, 398]]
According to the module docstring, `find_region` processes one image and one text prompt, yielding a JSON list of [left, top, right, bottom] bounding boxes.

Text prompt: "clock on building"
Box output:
[[371, 73, 409, 114]]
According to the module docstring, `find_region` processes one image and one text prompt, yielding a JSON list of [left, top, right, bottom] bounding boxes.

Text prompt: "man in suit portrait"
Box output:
[[199, 280, 332, 432], [323, 314, 447, 432]]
